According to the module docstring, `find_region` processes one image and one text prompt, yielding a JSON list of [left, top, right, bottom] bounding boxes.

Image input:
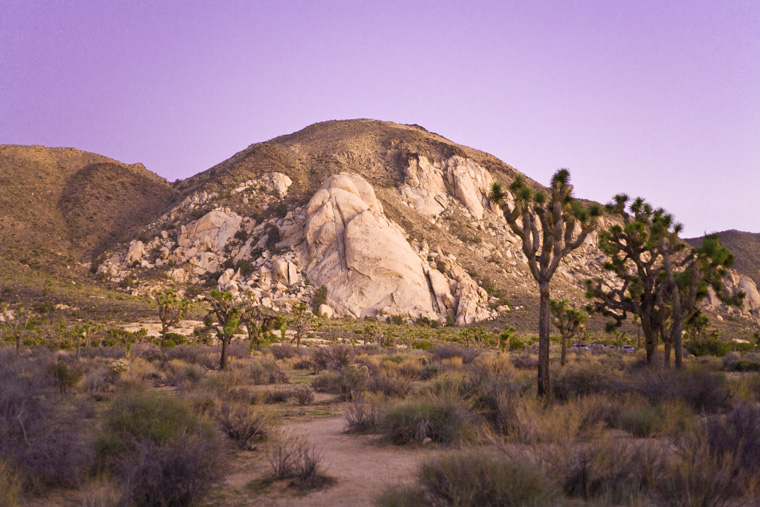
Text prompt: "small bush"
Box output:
[[293, 385, 315, 405], [552, 361, 616, 401], [266, 388, 292, 404], [266, 434, 334, 491], [549, 438, 665, 503], [367, 373, 411, 398], [615, 404, 664, 438], [377, 394, 480, 445], [214, 403, 270, 450], [344, 396, 382, 434], [118, 432, 224, 507], [686, 337, 731, 357], [47, 358, 83, 394], [271, 343, 299, 360], [250, 359, 289, 385], [431, 345, 479, 364], [311, 345, 355, 373]]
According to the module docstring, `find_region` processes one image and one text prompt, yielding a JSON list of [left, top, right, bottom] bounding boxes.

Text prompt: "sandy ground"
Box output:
[[211, 414, 438, 506]]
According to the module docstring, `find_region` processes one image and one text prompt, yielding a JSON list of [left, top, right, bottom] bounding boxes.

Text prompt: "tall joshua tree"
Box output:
[[586, 195, 741, 367], [490, 169, 601, 398]]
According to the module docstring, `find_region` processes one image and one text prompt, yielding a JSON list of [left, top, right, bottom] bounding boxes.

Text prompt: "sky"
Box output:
[[1, 0, 758, 236]]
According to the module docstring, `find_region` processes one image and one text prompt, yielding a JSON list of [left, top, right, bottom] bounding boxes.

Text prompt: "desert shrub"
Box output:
[[266, 434, 333, 491], [549, 438, 665, 503], [686, 337, 731, 357], [622, 366, 731, 413], [312, 364, 368, 401], [118, 432, 224, 507], [659, 436, 741, 506], [615, 404, 664, 438], [250, 359, 289, 385], [85, 367, 114, 401], [510, 353, 538, 370], [344, 396, 382, 434], [214, 403, 270, 450], [165, 344, 216, 368], [367, 373, 411, 398], [166, 361, 205, 388], [552, 361, 617, 401], [431, 344, 479, 364], [271, 343, 299, 360], [96, 389, 212, 468], [386, 451, 560, 506], [0, 459, 22, 506], [46, 357, 83, 394], [311, 371, 340, 393], [374, 484, 429, 507], [311, 344, 355, 373], [266, 387, 292, 403], [293, 385, 315, 405], [0, 352, 95, 492], [377, 394, 480, 445], [704, 403, 760, 476]]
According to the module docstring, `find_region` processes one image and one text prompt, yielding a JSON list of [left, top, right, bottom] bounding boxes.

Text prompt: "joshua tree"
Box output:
[[240, 297, 282, 353], [0, 304, 33, 353], [550, 299, 588, 366], [290, 302, 317, 348], [498, 325, 517, 353], [490, 169, 601, 398], [204, 290, 242, 370], [586, 196, 740, 367], [153, 289, 190, 349]]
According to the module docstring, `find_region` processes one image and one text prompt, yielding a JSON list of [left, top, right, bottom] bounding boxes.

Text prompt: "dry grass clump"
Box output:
[[344, 395, 383, 434], [377, 393, 481, 445], [547, 437, 665, 504], [214, 403, 270, 450], [266, 433, 334, 491], [430, 344, 479, 364]]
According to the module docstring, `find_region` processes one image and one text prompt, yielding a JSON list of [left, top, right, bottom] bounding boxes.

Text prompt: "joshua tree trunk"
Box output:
[[538, 282, 551, 398], [219, 336, 230, 370]]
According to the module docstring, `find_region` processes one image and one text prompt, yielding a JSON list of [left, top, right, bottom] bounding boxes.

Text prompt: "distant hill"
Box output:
[[0, 145, 178, 276], [686, 230, 760, 287]]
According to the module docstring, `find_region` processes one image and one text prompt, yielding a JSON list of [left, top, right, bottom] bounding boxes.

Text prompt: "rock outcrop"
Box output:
[[401, 155, 497, 219], [305, 173, 438, 320]]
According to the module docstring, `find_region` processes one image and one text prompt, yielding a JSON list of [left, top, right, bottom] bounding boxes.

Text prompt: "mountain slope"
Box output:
[[686, 230, 760, 287], [0, 145, 178, 275]]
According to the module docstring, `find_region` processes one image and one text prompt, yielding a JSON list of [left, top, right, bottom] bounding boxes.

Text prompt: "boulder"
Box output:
[[318, 304, 334, 319], [125, 240, 146, 264], [177, 210, 242, 251], [304, 172, 437, 320]]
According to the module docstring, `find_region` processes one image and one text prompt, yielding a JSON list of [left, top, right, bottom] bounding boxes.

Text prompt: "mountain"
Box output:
[[1, 120, 758, 335]]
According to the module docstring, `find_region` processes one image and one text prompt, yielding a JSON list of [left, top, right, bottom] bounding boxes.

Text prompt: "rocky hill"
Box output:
[[2, 120, 759, 333]]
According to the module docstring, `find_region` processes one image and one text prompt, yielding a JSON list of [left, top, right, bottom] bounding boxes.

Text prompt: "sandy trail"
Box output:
[[217, 414, 436, 506]]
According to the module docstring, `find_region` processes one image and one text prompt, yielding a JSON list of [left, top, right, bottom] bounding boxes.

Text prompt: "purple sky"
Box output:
[[2, 0, 758, 236]]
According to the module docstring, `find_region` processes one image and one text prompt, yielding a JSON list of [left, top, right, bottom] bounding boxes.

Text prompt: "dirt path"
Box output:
[[215, 415, 437, 506]]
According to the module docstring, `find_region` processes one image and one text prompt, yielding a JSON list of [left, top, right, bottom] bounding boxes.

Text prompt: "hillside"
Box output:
[[686, 230, 760, 287], [0, 145, 178, 275]]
